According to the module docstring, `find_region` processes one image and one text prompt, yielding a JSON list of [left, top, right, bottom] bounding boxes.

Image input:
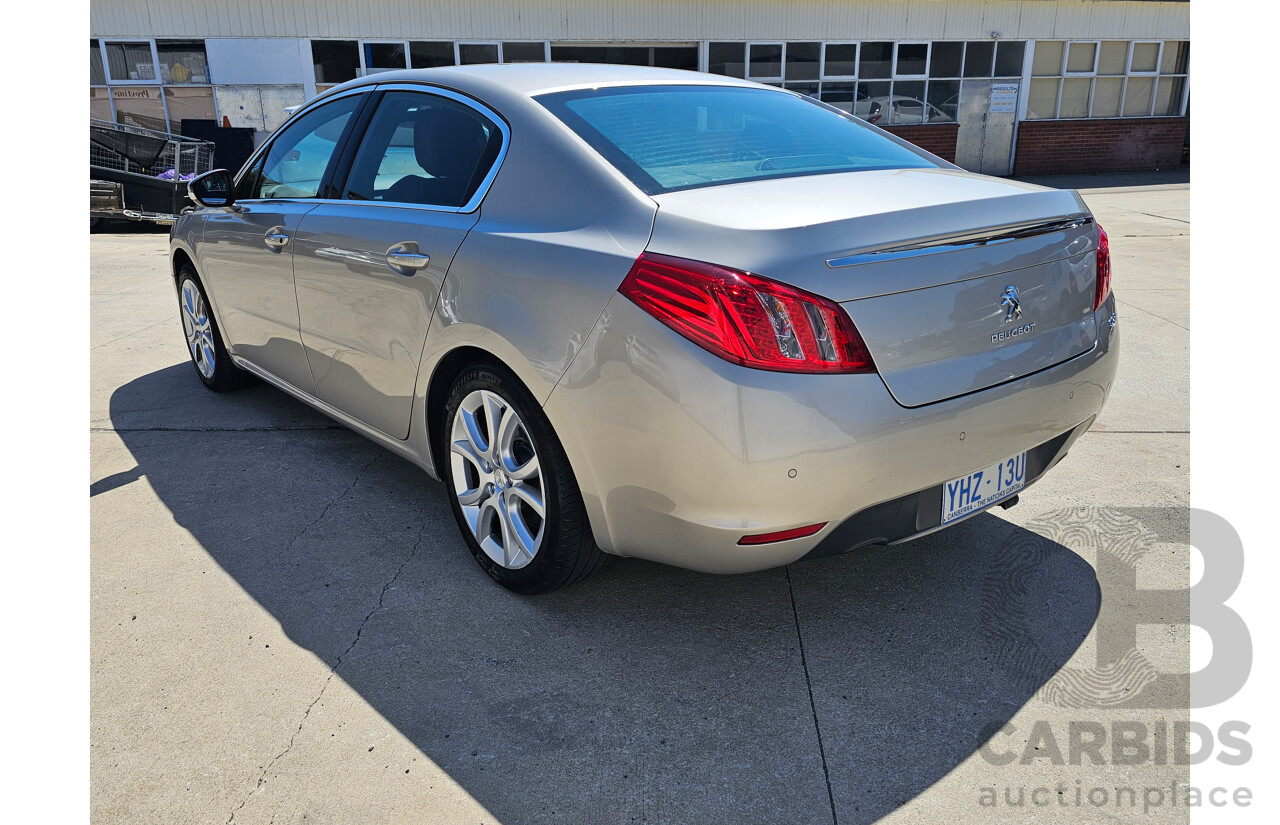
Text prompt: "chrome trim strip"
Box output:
[[826, 216, 1094, 269]]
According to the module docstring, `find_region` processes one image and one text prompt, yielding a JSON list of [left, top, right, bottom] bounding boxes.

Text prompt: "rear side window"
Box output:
[[341, 90, 503, 208], [538, 84, 937, 195]]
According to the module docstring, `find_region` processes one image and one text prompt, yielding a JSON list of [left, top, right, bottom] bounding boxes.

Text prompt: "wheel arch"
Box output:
[[424, 345, 510, 477]]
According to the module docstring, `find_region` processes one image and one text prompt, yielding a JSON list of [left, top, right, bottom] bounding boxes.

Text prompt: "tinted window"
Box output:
[[342, 91, 502, 208], [539, 85, 936, 195], [254, 95, 360, 199]]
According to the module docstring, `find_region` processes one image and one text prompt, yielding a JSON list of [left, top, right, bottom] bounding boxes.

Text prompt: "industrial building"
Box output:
[[89, 0, 1189, 175]]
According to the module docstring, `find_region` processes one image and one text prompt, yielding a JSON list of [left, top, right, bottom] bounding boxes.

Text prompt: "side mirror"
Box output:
[[188, 169, 236, 208]]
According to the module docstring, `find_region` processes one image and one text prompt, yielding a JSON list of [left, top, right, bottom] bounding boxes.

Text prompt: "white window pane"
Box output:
[[1154, 77, 1184, 116], [1130, 43, 1159, 73], [1160, 41, 1189, 75], [1098, 42, 1128, 75], [1028, 78, 1059, 118], [1032, 42, 1063, 77], [1059, 78, 1091, 118], [1066, 42, 1096, 73], [1091, 77, 1123, 117], [1123, 77, 1155, 116]]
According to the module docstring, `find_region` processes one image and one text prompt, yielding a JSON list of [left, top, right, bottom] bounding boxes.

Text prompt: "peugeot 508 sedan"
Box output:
[[170, 64, 1118, 593]]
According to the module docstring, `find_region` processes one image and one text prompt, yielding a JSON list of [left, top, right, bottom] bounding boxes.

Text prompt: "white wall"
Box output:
[[204, 38, 315, 98]]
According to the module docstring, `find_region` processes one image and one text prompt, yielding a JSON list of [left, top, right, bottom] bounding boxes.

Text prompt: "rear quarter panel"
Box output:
[[420, 85, 658, 407]]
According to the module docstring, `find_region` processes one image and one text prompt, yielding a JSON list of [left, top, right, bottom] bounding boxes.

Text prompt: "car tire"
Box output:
[[440, 363, 607, 594], [177, 266, 249, 392]]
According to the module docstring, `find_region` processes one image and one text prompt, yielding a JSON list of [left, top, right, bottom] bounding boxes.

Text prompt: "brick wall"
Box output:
[[882, 123, 959, 163], [1013, 118, 1187, 175]]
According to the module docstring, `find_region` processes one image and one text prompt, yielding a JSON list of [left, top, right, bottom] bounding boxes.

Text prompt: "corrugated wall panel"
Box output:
[[942, 4, 988, 39], [90, 1, 1189, 42]]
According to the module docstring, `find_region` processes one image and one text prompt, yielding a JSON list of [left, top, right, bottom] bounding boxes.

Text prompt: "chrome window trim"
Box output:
[[826, 216, 1094, 268], [230, 82, 510, 215], [353, 82, 511, 214]]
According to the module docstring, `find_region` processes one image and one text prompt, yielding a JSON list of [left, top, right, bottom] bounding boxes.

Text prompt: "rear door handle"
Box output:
[[264, 229, 290, 249], [386, 242, 430, 275]]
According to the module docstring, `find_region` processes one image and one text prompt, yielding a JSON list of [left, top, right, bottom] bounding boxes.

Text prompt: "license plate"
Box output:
[[940, 452, 1027, 525]]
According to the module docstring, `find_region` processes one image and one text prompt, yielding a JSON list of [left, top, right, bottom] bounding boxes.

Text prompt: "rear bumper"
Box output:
[[544, 293, 1119, 574]]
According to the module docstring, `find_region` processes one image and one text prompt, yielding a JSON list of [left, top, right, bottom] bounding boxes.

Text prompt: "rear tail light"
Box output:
[[618, 252, 876, 374], [1094, 225, 1112, 311]]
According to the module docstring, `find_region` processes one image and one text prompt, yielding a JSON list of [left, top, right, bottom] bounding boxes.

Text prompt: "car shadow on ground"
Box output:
[[104, 363, 1101, 824]]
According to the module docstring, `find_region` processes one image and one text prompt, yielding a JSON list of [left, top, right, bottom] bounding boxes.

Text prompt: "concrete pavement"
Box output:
[[90, 171, 1190, 824]]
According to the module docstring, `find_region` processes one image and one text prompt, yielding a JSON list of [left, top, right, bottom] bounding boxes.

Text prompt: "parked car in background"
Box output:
[[171, 64, 1118, 593], [865, 95, 953, 125]]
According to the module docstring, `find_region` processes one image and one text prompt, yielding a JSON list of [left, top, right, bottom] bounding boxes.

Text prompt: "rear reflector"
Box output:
[[737, 522, 828, 546], [1093, 225, 1112, 311], [619, 252, 876, 374]]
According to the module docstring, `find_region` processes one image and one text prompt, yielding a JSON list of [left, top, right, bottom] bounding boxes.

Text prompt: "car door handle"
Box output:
[[386, 243, 430, 274], [264, 230, 290, 249]]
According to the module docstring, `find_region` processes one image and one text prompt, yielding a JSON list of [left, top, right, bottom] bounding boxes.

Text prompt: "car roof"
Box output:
[[323, 63, 759, 99]]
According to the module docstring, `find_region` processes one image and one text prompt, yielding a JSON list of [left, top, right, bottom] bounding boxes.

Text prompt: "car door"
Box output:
[[291, 87, 507, 439], [198, 92, 365, 394]]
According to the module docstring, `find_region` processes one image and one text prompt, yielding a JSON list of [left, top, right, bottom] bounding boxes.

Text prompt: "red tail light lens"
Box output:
[[619, 252, 876, 374], [738, 522, 828, 546], [1094, 225, 1112, 311]]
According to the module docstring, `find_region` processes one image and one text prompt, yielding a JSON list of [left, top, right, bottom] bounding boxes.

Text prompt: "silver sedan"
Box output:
[[171, 64, 1118, 593]]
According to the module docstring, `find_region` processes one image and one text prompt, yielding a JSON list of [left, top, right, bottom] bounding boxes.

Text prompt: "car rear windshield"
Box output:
[[537, 84, 938, 195]]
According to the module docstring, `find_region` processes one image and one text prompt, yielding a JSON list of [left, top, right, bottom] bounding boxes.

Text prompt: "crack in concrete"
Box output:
[[226, 515, 428, 824], [90, 318, 173, 351], [1114, 298, 1189, 331], [785, 566, 838, 825]]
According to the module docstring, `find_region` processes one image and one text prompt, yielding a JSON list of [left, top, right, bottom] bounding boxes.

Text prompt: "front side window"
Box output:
[[253, 95, 361, 199], [539, 85, 936, 195], [342, 91, 502, 208]]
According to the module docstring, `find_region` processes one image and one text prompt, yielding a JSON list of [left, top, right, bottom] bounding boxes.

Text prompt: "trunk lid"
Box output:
[[647, 168, 1099, 406]]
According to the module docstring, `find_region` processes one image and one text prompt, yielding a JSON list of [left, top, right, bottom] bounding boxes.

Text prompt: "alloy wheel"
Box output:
[[449, 389, 547, 569], [180, 280, 216, 380]]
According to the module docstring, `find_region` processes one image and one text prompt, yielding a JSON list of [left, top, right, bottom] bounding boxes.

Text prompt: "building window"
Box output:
[[551, 44, 690, 69], [706, 40, 1011, 124], [503, 42, 547, 63], [313, 40, 360, 84], [410, 41, 455, 68], [364, 42, 408, 73], [458, 43, 500, 65], [1027, 40, 1188, 119], [822, 43, 857, 78], [708, 42, 746, 77], [105, 41, 157, 82], [90, 40, 107, 85], [747, 43, 784, 81], [156, 40, 209, 83]]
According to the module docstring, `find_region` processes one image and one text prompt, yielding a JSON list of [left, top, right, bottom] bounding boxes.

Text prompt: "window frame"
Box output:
[[456, 41, 503, 65], [1127, 40, 1164, 76], [359, 40, 410, 75], [745, 41, 786, 82], [306, 83, 513, 214], [892, 41, 930, 79], [1063, 40, 1101, 76], [102, 39, 163, 85], [820, 42, 859, 80]]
